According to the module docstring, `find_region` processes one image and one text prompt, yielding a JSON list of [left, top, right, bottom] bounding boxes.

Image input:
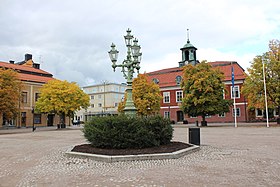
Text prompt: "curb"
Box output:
[[65, 144, 200, 163]]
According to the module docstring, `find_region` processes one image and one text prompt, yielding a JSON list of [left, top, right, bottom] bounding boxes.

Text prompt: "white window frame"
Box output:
[[164, 111, 170, 119], [90, 95, 94, 100], [98, 103, 102, 107], [163, 92, 170, 103], [218, 112, 226, 117], [91, 104, 94, 108], [232, 108, 241, 117], [231, 86, 240, 99], [176, 91, 183, 103]]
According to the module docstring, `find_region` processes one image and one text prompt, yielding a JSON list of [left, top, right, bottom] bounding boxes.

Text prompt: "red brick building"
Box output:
[[147, 39, 248, 123]]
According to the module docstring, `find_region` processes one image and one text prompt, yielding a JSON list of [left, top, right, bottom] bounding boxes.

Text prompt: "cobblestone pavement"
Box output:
[[0, 126, 280, 187]]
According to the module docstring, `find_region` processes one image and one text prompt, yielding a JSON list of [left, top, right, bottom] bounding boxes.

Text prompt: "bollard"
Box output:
[[189, 128, 200, 145]]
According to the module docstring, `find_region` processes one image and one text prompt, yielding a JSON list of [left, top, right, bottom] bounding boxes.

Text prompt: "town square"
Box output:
[[1, 0, 280, 186]]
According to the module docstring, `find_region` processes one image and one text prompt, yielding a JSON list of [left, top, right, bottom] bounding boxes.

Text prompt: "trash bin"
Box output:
[[61, 123, 66, 128], [189, 128, 200, 145], [57, 124, 61, 129]]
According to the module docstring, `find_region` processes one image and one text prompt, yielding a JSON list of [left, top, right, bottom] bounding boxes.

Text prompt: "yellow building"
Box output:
[[0, 54, 68, 128]]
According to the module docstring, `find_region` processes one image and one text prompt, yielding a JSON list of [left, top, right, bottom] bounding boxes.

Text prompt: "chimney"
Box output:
[[25, 54, 32, 61], [9, 60, 15, 64]]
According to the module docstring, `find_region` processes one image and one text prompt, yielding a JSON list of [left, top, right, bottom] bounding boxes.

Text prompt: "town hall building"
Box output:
[[146, 37, 248, 123]]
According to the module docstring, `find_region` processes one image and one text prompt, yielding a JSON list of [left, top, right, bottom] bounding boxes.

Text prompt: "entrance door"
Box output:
[[177, 111, 184, 122], [47, 114, 54, 126], [21, 112, 26, 127]]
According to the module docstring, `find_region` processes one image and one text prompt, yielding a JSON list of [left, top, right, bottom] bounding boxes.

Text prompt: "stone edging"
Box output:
[[65, 144, 200, 162]]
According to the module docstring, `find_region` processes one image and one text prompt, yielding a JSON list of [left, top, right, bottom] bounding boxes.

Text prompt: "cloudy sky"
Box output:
[[0, 0, 279, 86]]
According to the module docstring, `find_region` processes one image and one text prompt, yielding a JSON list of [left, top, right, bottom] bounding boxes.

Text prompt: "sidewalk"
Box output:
[[173, 121, 279, 128], [0, 125, 83, 135]]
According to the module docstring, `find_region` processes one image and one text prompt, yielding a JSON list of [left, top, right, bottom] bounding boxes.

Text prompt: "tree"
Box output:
[[118, 74, 162, 116], [242, 39, 280, 118], [181, 62, 232, 125], [35, 80, 90, 124], [0, 68, 22, 121], [133, 74, 162, 116]]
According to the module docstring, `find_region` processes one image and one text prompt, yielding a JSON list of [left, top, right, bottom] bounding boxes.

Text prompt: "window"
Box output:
[[176, 91, 183, 102], [114, 103, 118, 107], [205, 114, 211, 118], [164, 111, 170, 119], [232, 108, 240, 117], [256, 109, 263, 117], [163, 92, 170, 103], [34, 114, 41, 124], [98, 95, 102, 99], [35, 93, 40, 101], [98, 103, 102, 107], [91, 104, 94, 108], [275, 108, 279, 116], [231, 86, 240, 98], [90, 95, 94, 100], [175, 76, 182, 85], [22, 92, 28, 103], [218, 112, 225, 117], [152, 78, 159, 84]]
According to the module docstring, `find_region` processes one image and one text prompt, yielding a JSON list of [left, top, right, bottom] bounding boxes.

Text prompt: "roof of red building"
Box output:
[[18, 73, 54, 83], [146, 61, 247, 88], [0, 61, 52, 76], [0, 61, 54, 83]]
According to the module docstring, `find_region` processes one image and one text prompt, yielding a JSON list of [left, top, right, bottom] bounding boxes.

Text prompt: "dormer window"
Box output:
[[175, 76, 182, 85], [152, 78, 159, 84]]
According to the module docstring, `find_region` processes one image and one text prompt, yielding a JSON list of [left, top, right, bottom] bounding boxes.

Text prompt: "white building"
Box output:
[[75, 83, 126, 123]]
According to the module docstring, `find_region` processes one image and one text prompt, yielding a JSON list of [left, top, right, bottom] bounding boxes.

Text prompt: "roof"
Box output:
[[0, 61, 54, 84], [18, 73, 54, 83], [146, 61, 246, 88], [181, 40, 197, 49], [0, 61, 52, 76]]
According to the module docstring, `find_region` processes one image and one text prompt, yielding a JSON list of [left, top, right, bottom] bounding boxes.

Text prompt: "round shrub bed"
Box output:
[[83, 115, 173, 149]]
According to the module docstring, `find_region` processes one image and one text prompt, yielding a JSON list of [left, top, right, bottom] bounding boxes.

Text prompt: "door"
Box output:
[[47, 114, 54, 126], [177, 111, 184, 122], [21, 112, 26, 127]]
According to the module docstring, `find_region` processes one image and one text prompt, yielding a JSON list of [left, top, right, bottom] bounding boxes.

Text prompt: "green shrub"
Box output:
[[83, 115, 173, 149]]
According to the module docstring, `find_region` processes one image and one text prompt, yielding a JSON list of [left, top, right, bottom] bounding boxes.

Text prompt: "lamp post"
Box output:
[[108, 29, 142, 116], [262, 57, 269, 128]]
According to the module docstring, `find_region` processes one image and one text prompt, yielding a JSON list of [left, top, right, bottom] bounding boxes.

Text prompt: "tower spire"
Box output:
[[187, 29, 190, 43]]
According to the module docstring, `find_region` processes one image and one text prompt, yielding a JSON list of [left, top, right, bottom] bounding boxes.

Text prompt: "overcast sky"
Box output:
[[0, 0, 279, 86]]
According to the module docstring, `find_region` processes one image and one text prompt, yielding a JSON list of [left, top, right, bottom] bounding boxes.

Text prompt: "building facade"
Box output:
[[0, 54, 66, 128], [75, 83, 126, 122], [146, 38, 250, 123]]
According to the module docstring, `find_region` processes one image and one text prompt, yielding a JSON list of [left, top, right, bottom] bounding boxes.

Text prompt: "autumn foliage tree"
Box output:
[[242, 39, 280, 119], [181, 62, 232, 125], [0, 68, 22, 121], [118, 74, 162, 116], [35, 80, 90, 124]]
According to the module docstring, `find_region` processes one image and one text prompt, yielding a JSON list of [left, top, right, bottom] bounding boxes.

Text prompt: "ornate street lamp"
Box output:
[[108, 29, 142, 116]]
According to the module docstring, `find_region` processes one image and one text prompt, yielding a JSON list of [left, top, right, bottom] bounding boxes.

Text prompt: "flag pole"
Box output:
[[231, 62, 237, 128], [262, 57, 269, 128]]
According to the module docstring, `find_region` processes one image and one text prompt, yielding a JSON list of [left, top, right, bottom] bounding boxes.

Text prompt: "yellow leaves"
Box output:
[[0, 68, 22, 119], [132, 74, 162, 116], [181, 62, 230, 116], [36, 79, 89, 116]]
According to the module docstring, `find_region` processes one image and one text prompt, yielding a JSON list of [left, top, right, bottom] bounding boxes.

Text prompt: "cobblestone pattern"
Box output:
[[0, 127, 280, 186]]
